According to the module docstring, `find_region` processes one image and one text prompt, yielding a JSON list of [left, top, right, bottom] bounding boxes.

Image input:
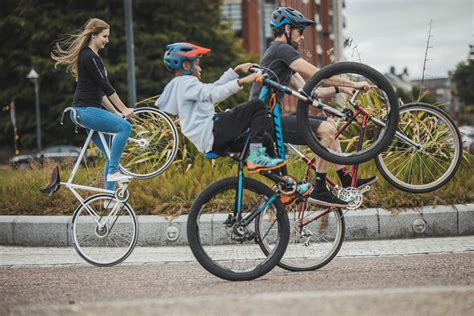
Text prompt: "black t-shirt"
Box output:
[[250, 41, 300, 102], [72, 47, 116, 107]]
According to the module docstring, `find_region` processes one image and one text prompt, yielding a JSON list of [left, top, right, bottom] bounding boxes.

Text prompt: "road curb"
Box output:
[[0, 204, 472, 247]]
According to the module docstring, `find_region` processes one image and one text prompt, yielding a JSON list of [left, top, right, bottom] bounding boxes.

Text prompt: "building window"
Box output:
[[221, 3, 242, 32]]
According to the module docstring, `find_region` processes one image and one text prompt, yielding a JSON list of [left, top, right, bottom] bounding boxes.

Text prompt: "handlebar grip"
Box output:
[[249, 65, 261, 73]]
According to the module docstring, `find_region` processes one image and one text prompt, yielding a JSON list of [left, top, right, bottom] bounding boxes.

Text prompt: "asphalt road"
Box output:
[[1, 254, 473, 315]]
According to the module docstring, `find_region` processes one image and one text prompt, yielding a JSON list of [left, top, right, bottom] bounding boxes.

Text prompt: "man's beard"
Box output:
[[290, 40, 299, 50]]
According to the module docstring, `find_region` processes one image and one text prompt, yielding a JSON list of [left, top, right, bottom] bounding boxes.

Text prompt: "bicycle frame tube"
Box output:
[[61, 129, 116, 218], [235, 133, 251, 218], [370, 117, 422, 150], [258, 87, 286, 160], [240, 195, 278, 227]]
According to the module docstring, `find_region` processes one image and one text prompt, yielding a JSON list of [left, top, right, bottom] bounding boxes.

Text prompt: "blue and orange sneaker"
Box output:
[[246, 147, 286, 174]]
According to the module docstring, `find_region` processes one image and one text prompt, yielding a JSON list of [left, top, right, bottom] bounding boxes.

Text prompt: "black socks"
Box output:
[[314, 172, 328, 193], [337, 167, 352, 188]]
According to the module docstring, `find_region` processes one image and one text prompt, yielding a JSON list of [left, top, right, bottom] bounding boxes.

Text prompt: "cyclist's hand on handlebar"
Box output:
[[121, 107, 135, 119], [353, 81, 370, 91], [237, 73, 263, 86], [234, 62, 257, 74], [339, 86, 356, 95]]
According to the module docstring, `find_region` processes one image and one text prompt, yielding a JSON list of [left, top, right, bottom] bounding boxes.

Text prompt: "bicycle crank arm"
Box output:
[[358, 185, 371, 194], [128, 137, 150, 148]]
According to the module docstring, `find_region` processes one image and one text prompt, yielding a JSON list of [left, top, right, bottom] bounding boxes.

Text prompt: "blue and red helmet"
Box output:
[[270, 7, 315, 30], [164, 42, 211, 75]]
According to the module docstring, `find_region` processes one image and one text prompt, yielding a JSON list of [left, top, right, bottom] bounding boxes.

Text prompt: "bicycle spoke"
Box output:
[[72, 195, 137, 266]]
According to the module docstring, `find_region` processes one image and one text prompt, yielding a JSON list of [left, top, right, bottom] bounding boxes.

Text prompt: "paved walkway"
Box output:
[[1, 236, 473, 267]]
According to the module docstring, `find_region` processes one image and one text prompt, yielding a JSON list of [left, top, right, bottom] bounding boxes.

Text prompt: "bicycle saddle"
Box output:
[[60, 107, 87, 133], [39, 165, 61, 196]]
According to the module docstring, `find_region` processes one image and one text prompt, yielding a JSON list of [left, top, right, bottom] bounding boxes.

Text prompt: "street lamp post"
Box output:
[[27, 68, 42, 152]]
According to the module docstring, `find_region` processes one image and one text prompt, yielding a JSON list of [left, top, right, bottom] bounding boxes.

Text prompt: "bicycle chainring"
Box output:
[[337, 187, 363, 210]]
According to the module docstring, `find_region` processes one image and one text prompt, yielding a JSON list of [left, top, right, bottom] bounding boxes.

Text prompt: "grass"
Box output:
[[0, 153, 473, 217]]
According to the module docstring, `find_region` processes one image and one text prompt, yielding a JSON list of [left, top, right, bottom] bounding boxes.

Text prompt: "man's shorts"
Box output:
[[266, 114, 326, 145]]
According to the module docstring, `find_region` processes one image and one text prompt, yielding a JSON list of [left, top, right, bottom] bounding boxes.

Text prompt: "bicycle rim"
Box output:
[[120, 107, 179, 179], [72, 194, 138, 266], [376, 103, 462, 193], [297, 62, 398, 165], [258, 203, 344, 271], [187, 177, 289, 281]]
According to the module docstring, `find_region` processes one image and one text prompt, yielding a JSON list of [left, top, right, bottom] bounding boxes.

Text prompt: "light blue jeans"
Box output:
[[73, 107, 132, 190]]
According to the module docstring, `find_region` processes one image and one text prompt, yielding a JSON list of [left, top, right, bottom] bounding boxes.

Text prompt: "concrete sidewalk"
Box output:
[[0, 204, 473, 247], [1, 236, 473, 267]]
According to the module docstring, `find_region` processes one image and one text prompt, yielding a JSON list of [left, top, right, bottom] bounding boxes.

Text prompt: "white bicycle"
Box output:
[[41, 106, 179, 266]]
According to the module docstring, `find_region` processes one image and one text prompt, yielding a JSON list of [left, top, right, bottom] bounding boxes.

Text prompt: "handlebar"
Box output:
[[249, 64, 368, 121], [249, 65, 263, 74]]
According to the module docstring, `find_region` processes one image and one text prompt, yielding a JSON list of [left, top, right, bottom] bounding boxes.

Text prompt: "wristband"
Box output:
[[334, 86, 340, 94]]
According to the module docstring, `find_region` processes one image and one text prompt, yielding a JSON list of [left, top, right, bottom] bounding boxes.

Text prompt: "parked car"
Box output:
[[9, 145, 92, 168], [459, 125, 474, 155]]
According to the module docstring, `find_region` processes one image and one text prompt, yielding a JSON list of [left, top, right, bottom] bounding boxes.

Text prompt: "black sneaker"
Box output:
[[347, 176, 377, 189], [307, 190, 349, 208]]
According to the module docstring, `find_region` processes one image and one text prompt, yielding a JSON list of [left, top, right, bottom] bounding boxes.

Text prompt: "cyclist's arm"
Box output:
[[288, 66, 343, 96], [289, 73, 305, 90], [289, 58, 363, 89], [101, 96, 121, 116], [212, 68, 240, 86], [185, 77, 242, 104], [108, 93, 133, 117], [82, 54, 133, 117], [289, 58, 319, 80]]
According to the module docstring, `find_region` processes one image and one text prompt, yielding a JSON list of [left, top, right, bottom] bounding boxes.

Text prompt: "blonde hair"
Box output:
[[51, 18, 110, 80]]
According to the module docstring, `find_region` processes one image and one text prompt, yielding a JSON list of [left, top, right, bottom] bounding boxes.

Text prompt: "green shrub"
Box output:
[[0, 154, 472, 217]]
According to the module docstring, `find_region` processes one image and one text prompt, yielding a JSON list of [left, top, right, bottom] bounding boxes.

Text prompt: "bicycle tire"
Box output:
[[296, 62, 399, 165], [375, 102, 463, 193], [120, 107, 179, 179], [187, 177, 290, 281], [71, 194, 138, 267], [256, 203, 345, 271]]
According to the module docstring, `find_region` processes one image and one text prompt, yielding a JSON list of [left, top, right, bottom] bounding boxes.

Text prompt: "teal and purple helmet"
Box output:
[[270, 7, 315, 30], [164, 42, 211, 75]]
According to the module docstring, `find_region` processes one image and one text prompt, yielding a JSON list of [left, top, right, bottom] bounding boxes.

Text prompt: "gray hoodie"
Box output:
[[155, 68, 242, 153]]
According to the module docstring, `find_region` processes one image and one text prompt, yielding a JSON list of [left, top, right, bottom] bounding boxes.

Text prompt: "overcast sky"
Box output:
[[343, 0, 473, 79]]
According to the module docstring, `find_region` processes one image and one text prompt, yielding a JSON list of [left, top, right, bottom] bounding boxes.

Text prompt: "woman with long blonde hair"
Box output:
[[52, 18, 134, 199]]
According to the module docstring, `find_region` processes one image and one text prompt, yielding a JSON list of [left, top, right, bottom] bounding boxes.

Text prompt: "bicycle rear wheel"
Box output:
[[187, 177, 289, 281], [120, 107, 179, 179], [297, 62, 399, 165], [71, 194, 138, 267], [375, 103, 463, 193], [257, 202, 344, 271]]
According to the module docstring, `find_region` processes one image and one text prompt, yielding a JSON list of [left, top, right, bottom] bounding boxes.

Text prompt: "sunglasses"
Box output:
[[294, 28, 304, 36]]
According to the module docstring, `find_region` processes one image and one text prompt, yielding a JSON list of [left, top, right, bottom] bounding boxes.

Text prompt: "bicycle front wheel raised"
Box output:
[[257, 203, 344, 271], [187, 177, 289, 281], [120, 107, 179, 179], [71, 194, 138, 267], [375, 103, 463, 193], [297, 62, 399, 165]]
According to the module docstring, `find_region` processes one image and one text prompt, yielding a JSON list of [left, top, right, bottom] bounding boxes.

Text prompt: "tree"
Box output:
[[0, 0, 254, 152], [450, 59, 474, 125], [451, 60, 474, 103]]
